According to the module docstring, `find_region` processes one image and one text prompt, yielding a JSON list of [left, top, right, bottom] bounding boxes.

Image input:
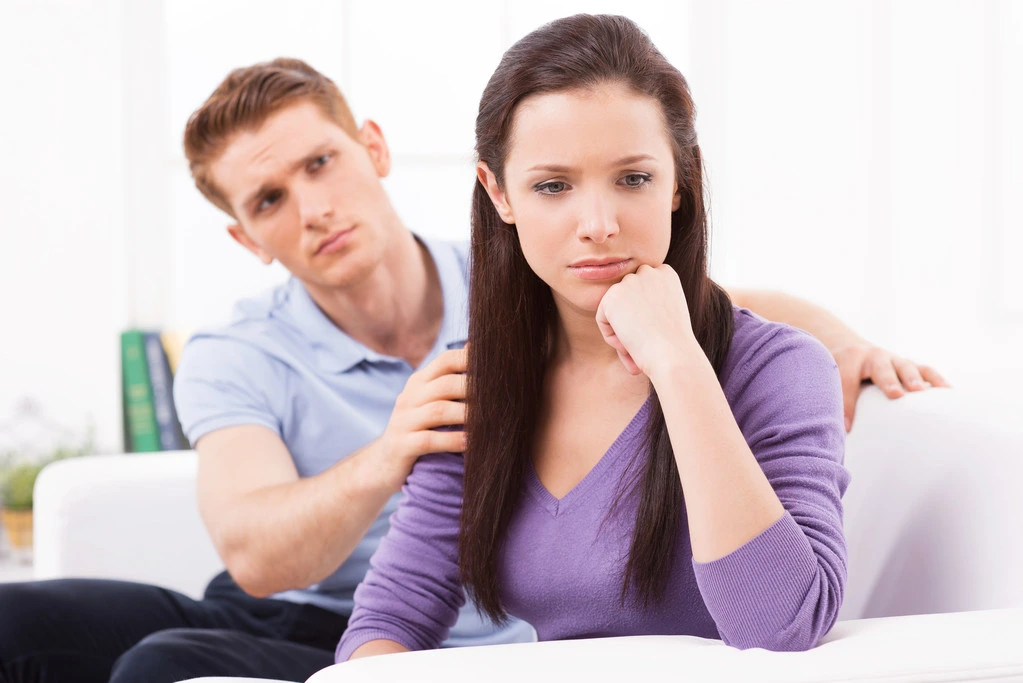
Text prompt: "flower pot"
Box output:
[[1, 508, 33, 550]]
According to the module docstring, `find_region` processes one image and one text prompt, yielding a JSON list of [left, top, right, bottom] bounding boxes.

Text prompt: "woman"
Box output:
[[336, 14, 849, 657]]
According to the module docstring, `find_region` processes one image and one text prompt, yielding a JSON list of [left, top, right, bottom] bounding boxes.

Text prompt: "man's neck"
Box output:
[[304, 230, 444, 368]]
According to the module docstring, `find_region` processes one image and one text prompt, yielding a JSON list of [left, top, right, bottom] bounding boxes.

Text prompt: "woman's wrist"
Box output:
[[645, 339, 711, 389]]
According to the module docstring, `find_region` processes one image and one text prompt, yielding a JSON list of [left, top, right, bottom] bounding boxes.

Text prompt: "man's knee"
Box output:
[[109, 629, 210, 683], [0, 582, 67, 661], [0, 581, 118, 683]]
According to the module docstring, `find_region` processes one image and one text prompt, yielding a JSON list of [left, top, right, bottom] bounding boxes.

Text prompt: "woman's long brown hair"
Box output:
[[461, 14, 735, 622]]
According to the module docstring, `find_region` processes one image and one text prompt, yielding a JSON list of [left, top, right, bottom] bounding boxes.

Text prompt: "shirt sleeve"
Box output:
[[172, 334, 285, 446], [335, 451, 467, 662], [692, 322, 850, 652]]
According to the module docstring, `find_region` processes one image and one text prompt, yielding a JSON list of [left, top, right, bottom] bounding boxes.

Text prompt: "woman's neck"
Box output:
[[550, 293, 626, 370]]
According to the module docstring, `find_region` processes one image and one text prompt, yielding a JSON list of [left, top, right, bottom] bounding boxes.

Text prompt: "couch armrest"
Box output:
[[32, 451, 224, 599], [841, 386, 1023, 620], [310, 608, 1023, 683]]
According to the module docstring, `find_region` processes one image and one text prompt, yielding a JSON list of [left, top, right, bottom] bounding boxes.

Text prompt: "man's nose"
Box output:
[[576, 191, 619, 243], [296, 182, 335, 230]]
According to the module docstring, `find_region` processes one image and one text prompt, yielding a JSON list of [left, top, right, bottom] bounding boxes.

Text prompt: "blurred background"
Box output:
[[1, 0, 1020, 454]]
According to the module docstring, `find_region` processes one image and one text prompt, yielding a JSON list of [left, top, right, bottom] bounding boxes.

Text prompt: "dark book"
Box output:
[[144, 332, 187, 451]]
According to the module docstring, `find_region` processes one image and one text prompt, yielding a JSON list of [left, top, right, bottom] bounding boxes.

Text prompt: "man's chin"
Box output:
[[310, 256, 375, 291]]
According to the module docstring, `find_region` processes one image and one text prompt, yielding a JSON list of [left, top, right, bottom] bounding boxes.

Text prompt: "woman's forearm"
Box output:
[[350, 639, 410, 659], [646, 331, 848, 650], [648, 351, 784, 563]]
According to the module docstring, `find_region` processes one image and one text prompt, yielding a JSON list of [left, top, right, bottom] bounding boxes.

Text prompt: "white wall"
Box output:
[[703, 0, 1023, 386], [0, 0, 125, 454], [1, 0, 1020, 452]]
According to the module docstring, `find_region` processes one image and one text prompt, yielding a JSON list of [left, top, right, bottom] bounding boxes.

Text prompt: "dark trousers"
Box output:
[[0, 571, 348, 683]]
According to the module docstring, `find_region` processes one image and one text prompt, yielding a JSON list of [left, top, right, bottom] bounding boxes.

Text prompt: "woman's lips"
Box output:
[[568, 258, 632, 280], [316, 227, 355, 255]]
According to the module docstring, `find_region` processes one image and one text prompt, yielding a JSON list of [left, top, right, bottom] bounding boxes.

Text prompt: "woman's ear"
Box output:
[[672, 182, 682, 212], [477, 162, 515, 224]]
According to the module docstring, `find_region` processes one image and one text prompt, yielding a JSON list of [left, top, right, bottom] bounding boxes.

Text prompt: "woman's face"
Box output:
[[480, 82, 681, 314]]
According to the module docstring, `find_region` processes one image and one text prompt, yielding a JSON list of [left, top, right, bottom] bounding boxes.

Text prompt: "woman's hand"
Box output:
[[595, 264, 700, 377]]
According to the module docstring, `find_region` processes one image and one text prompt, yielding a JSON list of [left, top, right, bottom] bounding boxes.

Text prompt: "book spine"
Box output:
[[121, 330, 161, 452], [144, 332, 186, 451], [160, 330, 187, 376], [121, 354, 133, 452]]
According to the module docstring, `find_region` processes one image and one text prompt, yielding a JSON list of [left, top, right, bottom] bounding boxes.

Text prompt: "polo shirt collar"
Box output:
[[429, 233, 470, 350], [285, 234, 469, 374]]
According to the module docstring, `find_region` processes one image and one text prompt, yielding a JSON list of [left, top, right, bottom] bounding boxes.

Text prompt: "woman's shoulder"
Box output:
[[719, 307, 846, 477], [720, 306, 840, 405]]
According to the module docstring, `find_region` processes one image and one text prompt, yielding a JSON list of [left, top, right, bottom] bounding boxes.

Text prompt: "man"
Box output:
[[0, 58, 946, 683]]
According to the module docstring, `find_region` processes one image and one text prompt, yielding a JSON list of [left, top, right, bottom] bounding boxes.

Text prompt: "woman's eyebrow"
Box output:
[[525, 154, 658, 174], [612, 153, 657, 165], [526, 163, 573, 173]]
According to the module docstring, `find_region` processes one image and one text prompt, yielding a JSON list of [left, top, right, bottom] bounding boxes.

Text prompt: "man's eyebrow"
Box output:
[[525, 154, 657, 173], [242, 142, 336, 211]]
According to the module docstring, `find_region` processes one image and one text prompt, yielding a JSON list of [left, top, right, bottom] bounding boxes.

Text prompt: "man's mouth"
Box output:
[[315, 226, 356, 255]]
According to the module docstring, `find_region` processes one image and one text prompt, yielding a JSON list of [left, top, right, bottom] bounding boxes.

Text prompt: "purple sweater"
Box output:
[[336, 308, 850, 659]]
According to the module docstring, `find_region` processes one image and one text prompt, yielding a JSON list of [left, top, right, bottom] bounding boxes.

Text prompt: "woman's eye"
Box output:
[[621, 173, 650, 187], [536, 181, 567, 195]]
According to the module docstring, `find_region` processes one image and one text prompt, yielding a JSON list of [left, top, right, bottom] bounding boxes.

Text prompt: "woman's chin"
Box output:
[[551, 284, 613, 316]]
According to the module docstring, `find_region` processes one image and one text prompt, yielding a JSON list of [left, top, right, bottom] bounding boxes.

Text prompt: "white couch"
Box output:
[[32, 386, 1023, 682]]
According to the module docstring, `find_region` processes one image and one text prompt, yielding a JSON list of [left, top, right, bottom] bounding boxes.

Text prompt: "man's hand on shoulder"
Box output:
[[377, 347, 469, 493]]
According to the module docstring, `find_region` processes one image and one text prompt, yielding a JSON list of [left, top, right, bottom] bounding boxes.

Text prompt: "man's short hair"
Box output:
[[183, 57, 360, 217]]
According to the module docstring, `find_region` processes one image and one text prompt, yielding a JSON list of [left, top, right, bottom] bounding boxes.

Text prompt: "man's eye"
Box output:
[[536, 181, 567, 195], [621, 174, 650, 187], [258, 191, 281, 213], [310, 154, 331, 171]]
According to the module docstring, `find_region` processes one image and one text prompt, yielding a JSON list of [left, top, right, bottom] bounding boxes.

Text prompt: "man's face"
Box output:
[[211, 101, 396, 289]]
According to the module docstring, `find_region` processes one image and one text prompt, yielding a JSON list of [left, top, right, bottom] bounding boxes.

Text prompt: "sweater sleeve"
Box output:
[[335, 452, 466, 662], [691, 320, 850, 651]]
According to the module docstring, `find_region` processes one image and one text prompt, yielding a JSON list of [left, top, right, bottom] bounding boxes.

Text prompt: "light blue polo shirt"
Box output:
[[173, 235, 535, 647]]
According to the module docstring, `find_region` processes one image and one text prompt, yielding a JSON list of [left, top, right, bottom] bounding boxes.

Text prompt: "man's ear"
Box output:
[[477, 162, 514, 224], [672, 182, 682, 212], [359, 119, 392, 178], [226, 223, 274, 265]]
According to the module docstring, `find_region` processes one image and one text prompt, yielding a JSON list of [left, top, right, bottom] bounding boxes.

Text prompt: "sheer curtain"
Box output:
[[164, 0, 1021, 384], [2, 0, 1018, 450]]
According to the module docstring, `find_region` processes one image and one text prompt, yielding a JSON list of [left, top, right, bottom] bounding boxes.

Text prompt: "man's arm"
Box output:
[[727, 288, 949, 430], [197, 426, 390, 597], [196, 348, 469, 598]]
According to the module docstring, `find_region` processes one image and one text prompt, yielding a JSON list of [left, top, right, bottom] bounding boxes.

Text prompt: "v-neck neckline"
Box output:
[[525, 395, 652, 517]]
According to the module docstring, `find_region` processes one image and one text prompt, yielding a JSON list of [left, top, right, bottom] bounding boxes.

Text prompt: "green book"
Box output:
[[121, 329, 161, 452]]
